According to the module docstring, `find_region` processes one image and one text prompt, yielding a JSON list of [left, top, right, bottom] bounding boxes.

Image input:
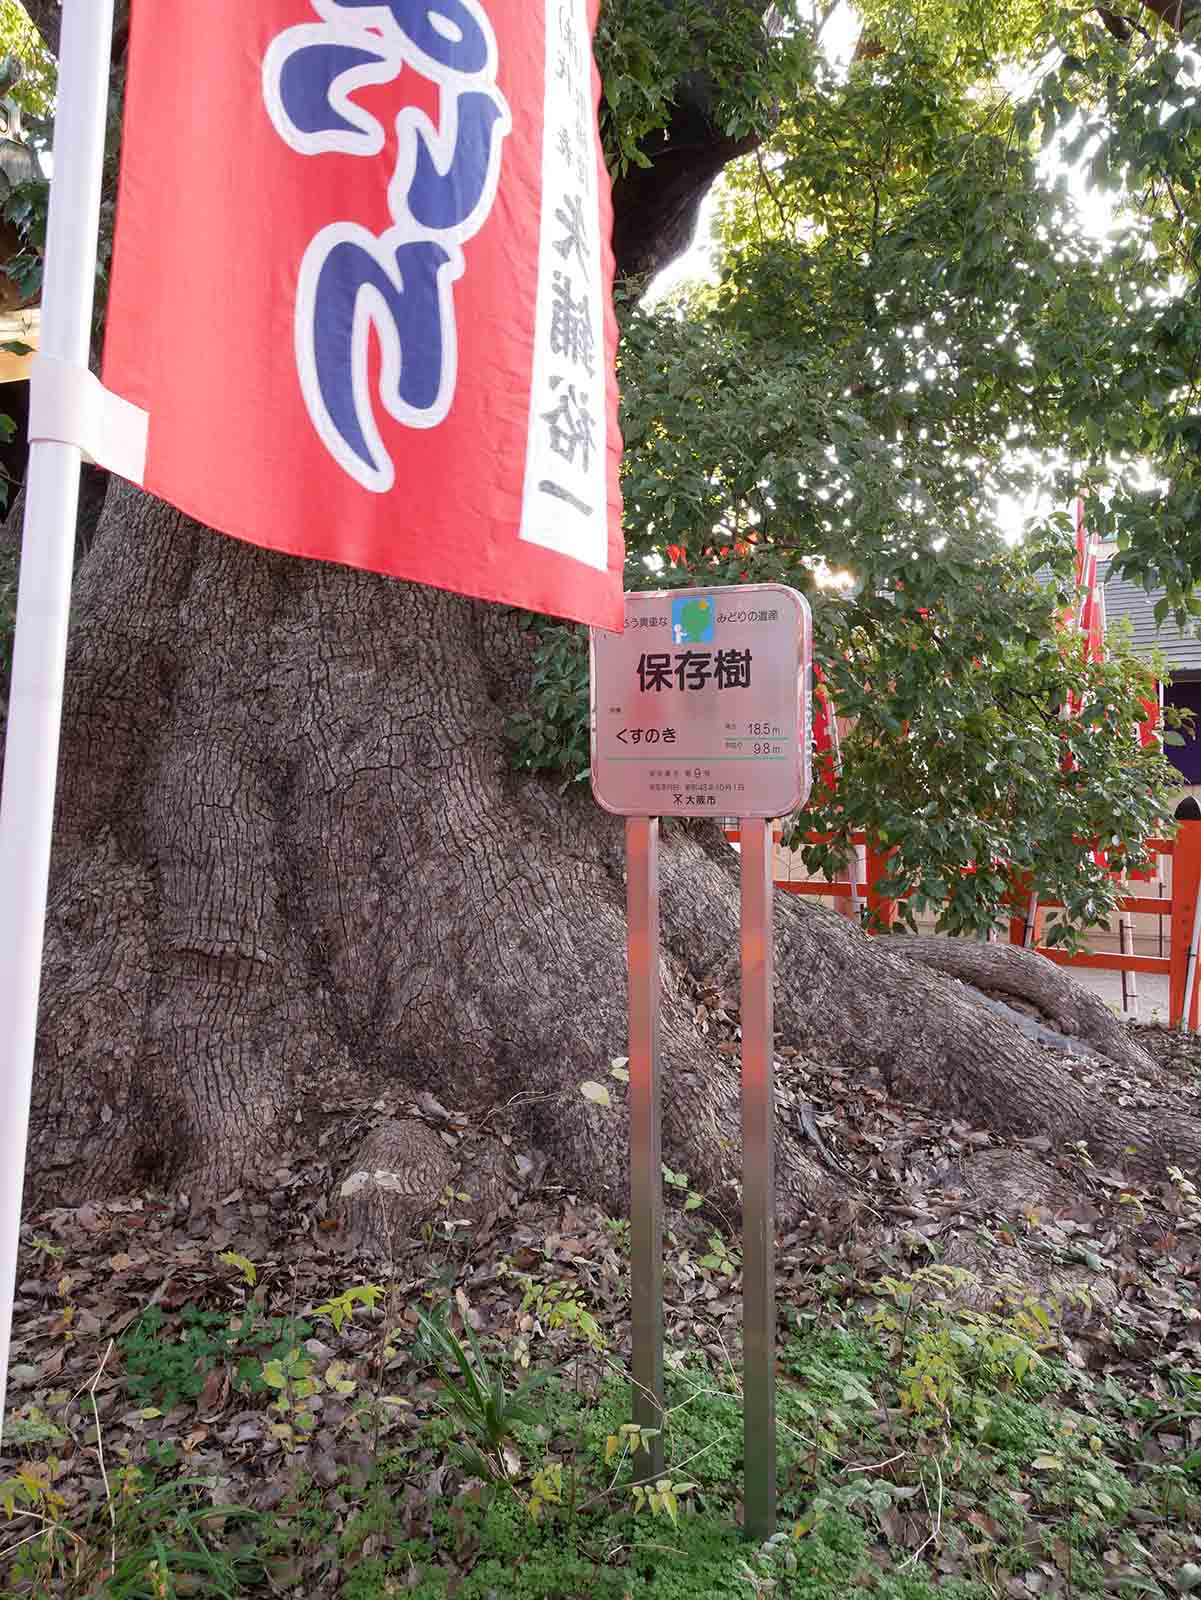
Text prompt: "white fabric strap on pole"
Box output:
[[0, 0, 116, 1439], [28, 353, 147, 485]]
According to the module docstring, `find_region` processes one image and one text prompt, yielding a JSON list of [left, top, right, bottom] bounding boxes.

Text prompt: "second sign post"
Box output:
[[591, 583, 812, 1540]]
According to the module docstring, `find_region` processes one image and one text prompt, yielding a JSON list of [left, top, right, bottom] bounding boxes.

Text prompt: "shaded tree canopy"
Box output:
[[520, 0, 1201, 937]]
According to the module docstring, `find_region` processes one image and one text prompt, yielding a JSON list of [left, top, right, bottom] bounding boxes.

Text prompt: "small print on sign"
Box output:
[[590, 584, 812, 819]]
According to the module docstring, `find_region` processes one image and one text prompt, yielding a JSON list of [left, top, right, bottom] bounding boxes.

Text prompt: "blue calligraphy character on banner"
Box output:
[[264, 0, 510, 492], [276, 40, 391, 144], [298, 230, 459, 492], [265, 19, 406, 157], [336, 0, 493, 75], [394, 90, 510, 237]]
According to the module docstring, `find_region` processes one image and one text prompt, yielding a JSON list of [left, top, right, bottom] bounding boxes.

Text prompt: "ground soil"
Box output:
[[6, 1019, 1201, 1565]]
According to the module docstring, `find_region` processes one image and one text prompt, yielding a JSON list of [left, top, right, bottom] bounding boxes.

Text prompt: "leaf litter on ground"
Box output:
[[1, 1015, 1200, 1595]]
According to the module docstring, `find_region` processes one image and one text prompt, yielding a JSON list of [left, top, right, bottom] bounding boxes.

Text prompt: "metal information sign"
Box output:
[[590, 584, 811, 820], [590, 583, 812, 1542]]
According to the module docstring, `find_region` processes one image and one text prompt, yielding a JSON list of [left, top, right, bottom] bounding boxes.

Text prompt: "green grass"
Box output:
[[4, 1269, 1200, 1598], [1, 1469, 270, 1599]]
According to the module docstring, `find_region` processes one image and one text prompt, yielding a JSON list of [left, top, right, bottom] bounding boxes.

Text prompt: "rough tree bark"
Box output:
[[18, 2, 1201, 1233]]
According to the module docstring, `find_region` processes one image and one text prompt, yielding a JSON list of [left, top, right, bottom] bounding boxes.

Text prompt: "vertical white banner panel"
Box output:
[[519, 0, 608, 569]]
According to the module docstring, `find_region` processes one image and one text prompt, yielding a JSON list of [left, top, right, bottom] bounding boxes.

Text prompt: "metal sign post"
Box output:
[[626, 815, 665, 1480], [591, 583, 811, 1538], [739, 816, 776, 1540]]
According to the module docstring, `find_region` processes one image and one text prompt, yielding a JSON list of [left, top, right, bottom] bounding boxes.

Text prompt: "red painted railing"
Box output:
[[725, 821, 1201, 1028]]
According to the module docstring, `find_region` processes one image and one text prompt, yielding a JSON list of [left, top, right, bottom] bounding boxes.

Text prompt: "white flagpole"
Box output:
[[0, 0, 116, 1434]]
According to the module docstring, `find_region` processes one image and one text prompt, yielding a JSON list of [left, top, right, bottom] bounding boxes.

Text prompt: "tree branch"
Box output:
[[20, 0, 60, 57], [612, 117, 761, 281], [755, 145, 790, 234], [1136, 0, 1199, 27], [23, 0, 130, 72], [1096, 7, 1135, 40]]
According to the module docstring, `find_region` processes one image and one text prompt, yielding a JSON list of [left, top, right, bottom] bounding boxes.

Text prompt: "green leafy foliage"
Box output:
[[9, 1235, 1201, 1598], [594, 0, 813, 177], [1, 174, 46, 303], [215, 1248, 257, 1287], [517, 7, 1201, 942], [505, 615, 591, 783], [1, 1461, 270, 1598], [311, 1282, 384, 1333], [414, 1303, 552, 1480], [260, 1344, 327, 1444], [0, 0, 55, 122], [516, 1275, 607, 1349], [863, 1265, 1059, 1420], [117, 1302, 313, 1411]]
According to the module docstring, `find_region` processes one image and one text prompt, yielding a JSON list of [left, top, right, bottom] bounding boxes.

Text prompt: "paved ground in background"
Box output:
[[767, 843, 1182, 1025], [1080, 965, 1170, 1023]]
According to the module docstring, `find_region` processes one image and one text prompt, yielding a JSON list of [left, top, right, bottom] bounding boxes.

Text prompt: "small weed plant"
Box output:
[[414, 1303, 552, 1481], [117, 1303, 315, 1411]]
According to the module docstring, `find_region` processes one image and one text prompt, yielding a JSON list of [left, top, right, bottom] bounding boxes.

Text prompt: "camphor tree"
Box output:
[[10, 0, 1201, 1236]]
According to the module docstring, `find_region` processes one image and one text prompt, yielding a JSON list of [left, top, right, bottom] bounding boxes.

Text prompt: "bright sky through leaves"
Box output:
[[643, 0, 1178, 547]]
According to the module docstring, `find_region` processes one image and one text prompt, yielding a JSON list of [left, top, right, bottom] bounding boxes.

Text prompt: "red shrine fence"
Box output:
[[726, 819, 1201, 1030]]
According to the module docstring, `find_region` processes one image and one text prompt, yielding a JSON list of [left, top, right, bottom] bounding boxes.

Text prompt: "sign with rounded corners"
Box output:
[[591, 583, 811, 819]]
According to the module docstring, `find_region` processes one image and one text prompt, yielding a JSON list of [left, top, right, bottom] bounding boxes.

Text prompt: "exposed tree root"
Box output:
[[893, 936, 1155, 1074], [23, 496, 1201, 1247]]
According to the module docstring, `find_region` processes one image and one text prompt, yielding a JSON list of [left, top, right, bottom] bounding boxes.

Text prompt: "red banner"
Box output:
[[811, 662, 840, 797], [103, 0, 623, 629]]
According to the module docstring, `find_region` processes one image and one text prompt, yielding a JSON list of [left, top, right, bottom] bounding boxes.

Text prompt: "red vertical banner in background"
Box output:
[[811, 662, 840, 798], [103, 0, 624, 630], [1138, 687, 1161, 749]]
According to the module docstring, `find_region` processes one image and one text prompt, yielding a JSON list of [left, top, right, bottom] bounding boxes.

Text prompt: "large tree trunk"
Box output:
[[27, 482, 1201, 1229], [16, 0, 1201, 1228]]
